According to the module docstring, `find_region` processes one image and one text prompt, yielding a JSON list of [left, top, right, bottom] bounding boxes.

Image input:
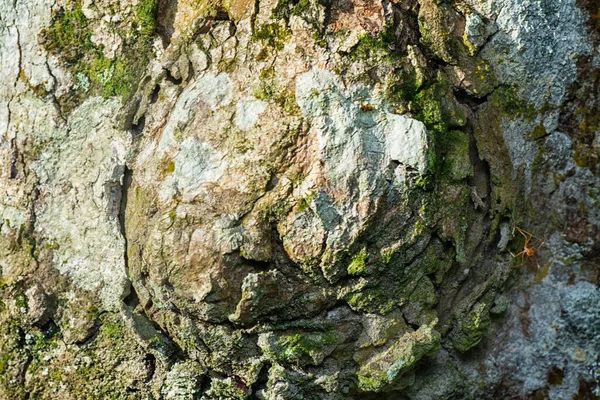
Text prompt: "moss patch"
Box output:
[[296, 192, 316, 213], [43, 7, 93, 62], [437, 130, 473, 182], [136, 0, 159, 36], [352, 24, 402, 62], [347, 248, 369, 276], [345, 290, 395, 315], [357, 323, 441, 392], [253, 75, 301, 116], [494, 86, 536, 120], [451, 302, 491, 352], [41, 1, 157, 111], [253, 22, 290, 51], [274, 0, 311, 20], [264, 330, 338, 365], [410, 78, 464, 176]]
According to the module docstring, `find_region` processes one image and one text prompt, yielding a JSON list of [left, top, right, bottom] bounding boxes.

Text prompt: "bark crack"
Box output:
[[44, 61, 67, 123], [118, 166, 133, 299], [15, 25, 22, 89]]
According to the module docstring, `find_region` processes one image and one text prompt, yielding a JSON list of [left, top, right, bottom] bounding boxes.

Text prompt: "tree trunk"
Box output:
[[1, 0, 598, 398]]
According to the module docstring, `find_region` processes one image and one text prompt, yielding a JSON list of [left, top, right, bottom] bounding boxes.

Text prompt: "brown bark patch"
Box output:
[[329, 0, 386, 34]]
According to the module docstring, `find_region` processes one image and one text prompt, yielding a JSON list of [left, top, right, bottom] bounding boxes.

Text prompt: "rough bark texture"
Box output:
[[0, 0, 599, 398]]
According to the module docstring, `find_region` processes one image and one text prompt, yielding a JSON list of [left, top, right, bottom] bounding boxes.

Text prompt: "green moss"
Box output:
[[404, 76, 474, 180], [253, 22, 290, 51], [347, 248, 369, 276], [417, 1, 458, 64], [259, 199, 292, 224], [87, 37, 154, 99], [274, 0, 311, 20], [312, 31, 327, 48], [136, 0, 159, 36], [494, 86, 536, 120], [352, 24, 401, 62], [43, 6, 93, 62], [437, 130, 473, 182], [89, 57, 133, 99], [281, 91, 301, 115], [361, 375, 392, 392], [380, 248, 395, 264], [165, 160, 176, 175], [0, 353, 12, 375], [274, 330, 337, 364], [345, 290, 395, 314], [410, 83, 450, 177], [528, 121, 547, 140], [346, 292, 368, 309], [473, 59, 496, 85], [296, 192, 316, 213], [15, 295, 27, 310], [42, 2, 157, 109], [206, 379, 247, 399], [389, 71, 420, 104], [357, 323, 441, 392], [451, 302, 491, 352], [101, 318, 124, 345], [253, 79, 276, 101], [408, 277, 437, 308], [571, 101, 600, 169], [44, 240, 60, 250], [253, 77, 300, 116], [87, 305, 100, 320], [28, 329, 62, 363], [414, 84, 447, 137]]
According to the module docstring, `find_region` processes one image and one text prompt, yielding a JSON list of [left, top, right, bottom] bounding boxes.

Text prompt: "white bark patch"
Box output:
[[234, 98, 267, 130], [32, 97, 131, 311], [296, 68, 429, 192], [291, 68, 429, 270], [158, 73, 233, 153], [477, 0, 591, 108], [173, 138, 225, 192]]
